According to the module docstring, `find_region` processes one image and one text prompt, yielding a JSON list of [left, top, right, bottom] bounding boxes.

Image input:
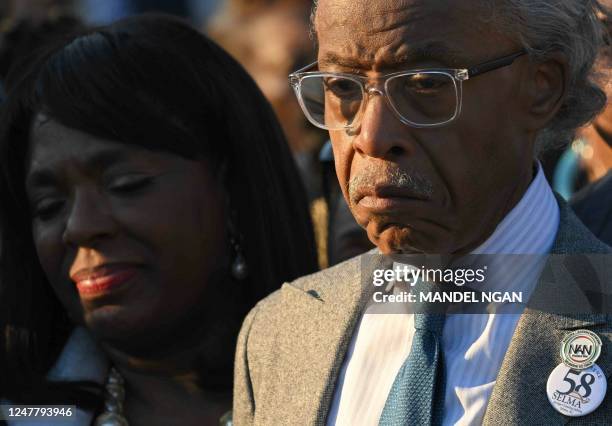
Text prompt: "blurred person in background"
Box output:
[[570, 0, 612, 245], [209, 0, 322, 158], [0, 14, 317, 425], [78, 0, 221, 26], [0, 0, 74, 26], [549, 1, 612, 199], [208, 0, 332, 267], [0, 0, 81, 101]]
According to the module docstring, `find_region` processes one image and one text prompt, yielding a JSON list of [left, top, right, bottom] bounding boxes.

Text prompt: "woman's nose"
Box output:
[[62, 188, 117, 247]]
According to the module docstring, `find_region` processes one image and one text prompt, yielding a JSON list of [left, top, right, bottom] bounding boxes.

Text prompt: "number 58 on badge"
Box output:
[[547, 330, 607, 417]]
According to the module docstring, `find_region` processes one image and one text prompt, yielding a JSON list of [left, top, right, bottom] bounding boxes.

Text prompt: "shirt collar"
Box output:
[[472, 162, 559, 255]]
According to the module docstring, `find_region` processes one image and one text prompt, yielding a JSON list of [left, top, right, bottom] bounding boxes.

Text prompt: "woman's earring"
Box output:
[[229, 220, 248, 280]]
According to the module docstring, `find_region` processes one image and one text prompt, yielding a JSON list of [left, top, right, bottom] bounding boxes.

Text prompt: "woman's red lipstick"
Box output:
[[71, 265, 139, 296]]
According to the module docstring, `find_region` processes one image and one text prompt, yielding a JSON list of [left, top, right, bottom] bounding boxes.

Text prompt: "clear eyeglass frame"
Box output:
[[288, 50, 526, 131]]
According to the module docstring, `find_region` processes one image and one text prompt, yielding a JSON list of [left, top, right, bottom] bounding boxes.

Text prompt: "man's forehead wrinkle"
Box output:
[[318, 42, 374, 70], [313, 0, 353, 37], [315, 0, 425, 37], [377, 40, 464, 67], [316, 0, 478, 69], [364, 2, 427, 37], [372, 41, 417, 71]]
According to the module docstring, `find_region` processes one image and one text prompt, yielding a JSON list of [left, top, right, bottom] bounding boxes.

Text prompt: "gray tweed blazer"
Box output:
[[234, 199, 612, 425]]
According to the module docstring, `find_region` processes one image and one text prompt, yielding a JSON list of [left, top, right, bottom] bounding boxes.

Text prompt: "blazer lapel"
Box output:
[[259, 253, 392, 425], [484, 199, 612, 425]]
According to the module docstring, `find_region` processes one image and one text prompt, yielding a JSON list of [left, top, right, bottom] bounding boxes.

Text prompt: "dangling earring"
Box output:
[[229, 218, 248, 280]]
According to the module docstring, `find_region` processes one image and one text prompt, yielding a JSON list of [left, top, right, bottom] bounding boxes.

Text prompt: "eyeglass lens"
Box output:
[[298, 72, 459, 129]]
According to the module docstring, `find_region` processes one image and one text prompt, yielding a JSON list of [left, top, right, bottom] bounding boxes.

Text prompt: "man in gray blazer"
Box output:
[[234, 0, 612, 424]]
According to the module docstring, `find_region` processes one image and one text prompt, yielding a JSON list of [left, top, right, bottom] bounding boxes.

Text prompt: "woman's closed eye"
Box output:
[[31, 197, 65, 221], [107, 174, 154, 194]]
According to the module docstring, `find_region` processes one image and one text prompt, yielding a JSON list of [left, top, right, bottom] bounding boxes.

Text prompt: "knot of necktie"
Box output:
[[412, 278, 447, 335]]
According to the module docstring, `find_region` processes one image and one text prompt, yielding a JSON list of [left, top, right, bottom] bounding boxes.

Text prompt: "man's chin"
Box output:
[[366, 223, 420, 254], [366, 221, 457, 254]]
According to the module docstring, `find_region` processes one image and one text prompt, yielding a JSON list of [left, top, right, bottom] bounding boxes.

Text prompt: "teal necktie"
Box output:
[[379, 310, 446, 426]]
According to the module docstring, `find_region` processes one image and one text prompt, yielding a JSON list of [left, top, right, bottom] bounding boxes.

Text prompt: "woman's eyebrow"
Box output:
[[26, 149, 133, 190], [80, 149, 133, 170], [25, 169, 58, 192]]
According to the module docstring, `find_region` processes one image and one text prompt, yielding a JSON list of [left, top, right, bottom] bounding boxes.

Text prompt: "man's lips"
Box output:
[[70, 264, 141, 297], [354, 185, 429, 212], [358, 196, 422, 211]]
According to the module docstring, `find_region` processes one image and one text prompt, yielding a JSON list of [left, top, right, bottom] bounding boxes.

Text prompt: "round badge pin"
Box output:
[[547, 363, 607, 417], [560, 330, 602, 370]]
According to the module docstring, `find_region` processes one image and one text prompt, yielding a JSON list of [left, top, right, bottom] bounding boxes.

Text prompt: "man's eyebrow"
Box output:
[[26, 148, 131, 190], [319, 42, 468, 71]]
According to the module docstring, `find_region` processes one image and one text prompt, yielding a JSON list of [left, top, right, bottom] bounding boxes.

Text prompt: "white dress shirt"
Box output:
[[327, 164, 560, 426]]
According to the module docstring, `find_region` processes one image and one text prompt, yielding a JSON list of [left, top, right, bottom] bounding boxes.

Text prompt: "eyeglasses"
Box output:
[[289, 50, 526, 130]]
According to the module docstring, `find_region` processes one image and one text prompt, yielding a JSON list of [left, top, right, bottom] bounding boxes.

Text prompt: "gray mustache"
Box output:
[[348, 165, 434, 202]]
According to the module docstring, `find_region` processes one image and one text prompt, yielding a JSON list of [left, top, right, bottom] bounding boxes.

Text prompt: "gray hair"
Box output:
[[479, 0, 609, 155], [310, 0, 610, 155]]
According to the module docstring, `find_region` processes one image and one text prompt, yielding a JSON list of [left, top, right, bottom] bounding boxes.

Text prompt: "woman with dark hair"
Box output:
[[0, 14, 317, 425]]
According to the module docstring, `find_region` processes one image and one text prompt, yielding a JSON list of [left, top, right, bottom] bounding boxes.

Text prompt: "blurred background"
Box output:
[[0, 0, 326, 175]]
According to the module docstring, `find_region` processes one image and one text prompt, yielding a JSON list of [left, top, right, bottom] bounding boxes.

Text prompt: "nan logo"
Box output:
[[569, 344, 592, 357], [560, 330, 602, 370]]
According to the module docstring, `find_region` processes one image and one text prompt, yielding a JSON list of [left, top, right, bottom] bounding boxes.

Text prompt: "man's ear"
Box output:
[[520, 52, 568, 131]]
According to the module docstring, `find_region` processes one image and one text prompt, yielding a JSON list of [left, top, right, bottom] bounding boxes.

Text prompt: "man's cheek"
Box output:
[[331, 140, 354, 184]]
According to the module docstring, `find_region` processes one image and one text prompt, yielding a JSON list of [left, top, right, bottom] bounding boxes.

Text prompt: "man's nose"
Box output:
[[62, 189, 117, 247], [352, 89, 412, 159]]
